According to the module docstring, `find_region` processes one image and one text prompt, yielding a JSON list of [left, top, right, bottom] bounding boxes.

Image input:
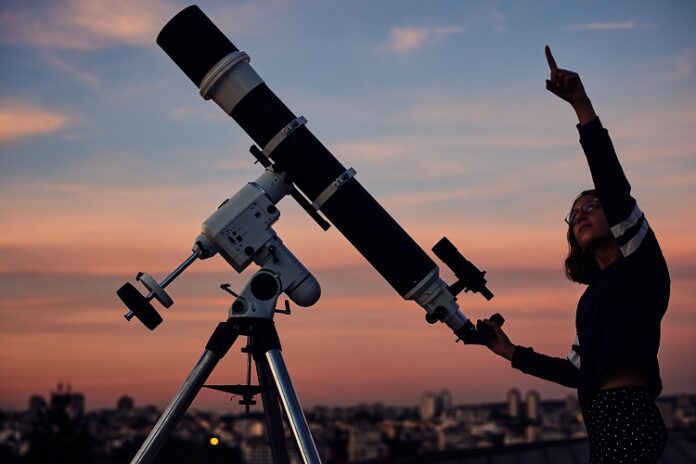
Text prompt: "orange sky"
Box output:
[[1, 229, 694, 412], [1, 0, 695, 412]]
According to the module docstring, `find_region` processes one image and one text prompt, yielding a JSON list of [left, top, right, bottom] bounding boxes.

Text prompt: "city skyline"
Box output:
[[5, 382, 694, 462], [13, 381, 575, 413], [1, 0, 695, 412]]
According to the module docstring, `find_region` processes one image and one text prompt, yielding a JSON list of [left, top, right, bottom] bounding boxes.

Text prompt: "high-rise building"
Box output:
[[420, 391, 453, 420], [507, 388, 521, 418], [525, 390, 541, 422], [420, 392, 438, 421], [439, 390, 452, 414]]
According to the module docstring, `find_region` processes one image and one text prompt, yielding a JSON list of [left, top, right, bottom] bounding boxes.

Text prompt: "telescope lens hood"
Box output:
[[157, 5, 238, 87]]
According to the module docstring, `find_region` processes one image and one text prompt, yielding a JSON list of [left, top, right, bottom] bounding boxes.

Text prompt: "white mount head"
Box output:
[[118, 167, 320, 330]]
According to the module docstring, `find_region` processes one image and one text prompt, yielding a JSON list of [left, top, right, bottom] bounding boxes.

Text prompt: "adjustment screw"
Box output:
[[232, 301, 245, 313]]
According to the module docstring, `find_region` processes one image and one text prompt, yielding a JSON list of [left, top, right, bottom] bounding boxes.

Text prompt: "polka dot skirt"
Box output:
[[581, 386, 667, 463]]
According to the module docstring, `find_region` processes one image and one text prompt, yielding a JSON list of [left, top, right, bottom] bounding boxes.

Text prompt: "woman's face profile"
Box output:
[[570, 195, 612, 250]]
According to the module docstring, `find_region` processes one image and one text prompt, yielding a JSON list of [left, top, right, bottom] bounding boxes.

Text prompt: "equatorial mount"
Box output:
[[117, 165, 320, 331]]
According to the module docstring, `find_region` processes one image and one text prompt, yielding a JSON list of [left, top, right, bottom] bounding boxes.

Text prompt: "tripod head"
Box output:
[[118, 167, 320, 330]]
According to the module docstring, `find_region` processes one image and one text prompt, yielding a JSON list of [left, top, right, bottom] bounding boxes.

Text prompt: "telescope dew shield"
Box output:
[[157, 5, 436, 299]]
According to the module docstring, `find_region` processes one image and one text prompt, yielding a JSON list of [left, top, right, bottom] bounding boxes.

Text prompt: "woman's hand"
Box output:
[[545, 45, 587, 103], [545, 45, 597, 125], [478, 319, 517, 361]]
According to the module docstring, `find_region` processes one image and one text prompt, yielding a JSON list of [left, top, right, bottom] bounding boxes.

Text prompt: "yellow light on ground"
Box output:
[[210, 437, 220, 446]]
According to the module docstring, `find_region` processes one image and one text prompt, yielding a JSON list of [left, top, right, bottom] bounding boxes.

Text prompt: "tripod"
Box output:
[[130, 314, 321, 464], [116, 167, 328, 463]]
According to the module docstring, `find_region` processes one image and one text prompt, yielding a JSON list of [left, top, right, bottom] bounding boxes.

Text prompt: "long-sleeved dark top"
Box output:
[[511, 117, 670, 405]]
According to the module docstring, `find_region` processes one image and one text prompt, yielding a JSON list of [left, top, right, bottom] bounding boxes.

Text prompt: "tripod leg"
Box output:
[[256, 358, 291, 464], [266, 349, 322, 464], [131, 322, 239, 464]]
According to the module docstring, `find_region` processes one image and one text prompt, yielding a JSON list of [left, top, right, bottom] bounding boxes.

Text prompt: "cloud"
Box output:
[[0, 1, 289, 51], [379, 26, 464, 53], [0, 0, 173, 50], [40, 52, 101, 89], [0, 102, 69, 143], [566, 21, 658, 31], [674, 48, 696, 78], [334, 133, 573, 164]]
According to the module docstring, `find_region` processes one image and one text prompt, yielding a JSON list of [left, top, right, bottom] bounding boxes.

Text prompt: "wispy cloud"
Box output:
[[379, 26, 464, 53], [674, 48, 696, 78], [566, 21, 658, 31], [0, 1, 289, 51], [334, 133, 573, 164], [0, 101, 69, 143], [40, 52, 101, 89], [0, 0, 173, 50]]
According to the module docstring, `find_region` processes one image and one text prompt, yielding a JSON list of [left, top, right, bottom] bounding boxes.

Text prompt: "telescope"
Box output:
[[153, 5, 501, 343], [117, 6, 502, 463]]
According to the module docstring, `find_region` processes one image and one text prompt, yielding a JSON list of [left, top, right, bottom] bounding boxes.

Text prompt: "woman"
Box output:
[[480, 47, 670, 463]]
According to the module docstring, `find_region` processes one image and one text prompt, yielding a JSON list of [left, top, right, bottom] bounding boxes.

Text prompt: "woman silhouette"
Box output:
[[480, 46, 670, 463]]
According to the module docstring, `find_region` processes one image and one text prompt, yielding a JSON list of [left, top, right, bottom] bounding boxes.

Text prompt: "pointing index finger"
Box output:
[[545, 45, 558, 71]]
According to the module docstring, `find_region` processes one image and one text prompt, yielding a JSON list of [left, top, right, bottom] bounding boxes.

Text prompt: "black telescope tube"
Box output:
[[157, 6, 436, 297]]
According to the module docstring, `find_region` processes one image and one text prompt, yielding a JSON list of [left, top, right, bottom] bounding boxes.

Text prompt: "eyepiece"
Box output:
[[157, 5, 238, 86]]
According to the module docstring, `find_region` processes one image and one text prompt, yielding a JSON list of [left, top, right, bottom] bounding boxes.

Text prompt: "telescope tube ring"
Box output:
[[262, 116, 308, 157], [311, 167, 357, 210]]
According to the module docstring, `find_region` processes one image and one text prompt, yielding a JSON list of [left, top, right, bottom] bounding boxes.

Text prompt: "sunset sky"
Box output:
[[1, 0, 694, 414]]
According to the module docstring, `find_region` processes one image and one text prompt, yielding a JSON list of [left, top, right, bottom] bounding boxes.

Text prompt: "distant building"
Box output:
[[564, 394, 578, 412], [525, 390, 540, 422], [507, 388, 521, 419], [28, 395, 47, 414], [117, 395, 134, 412], [420, 391, 453, 421], [241, 435, 272, 464], [439, 390, 452, 415], [525, 424, 540, 442], [51, 383, 85, 420], [420, 393, 439, 421], [233, 416, 266, 439], [346, 423, 384, 462], [656, 397, 676, 429], [676, 393, 692, 413], [453, 405, 491, 426], [437, 423, 472, 450]]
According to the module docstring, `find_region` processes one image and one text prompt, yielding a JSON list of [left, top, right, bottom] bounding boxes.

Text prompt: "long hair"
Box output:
[[564, 189, 601, 285]]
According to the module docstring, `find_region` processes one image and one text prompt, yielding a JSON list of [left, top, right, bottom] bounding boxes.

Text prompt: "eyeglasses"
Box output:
[[565, 198, 600, 225]]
